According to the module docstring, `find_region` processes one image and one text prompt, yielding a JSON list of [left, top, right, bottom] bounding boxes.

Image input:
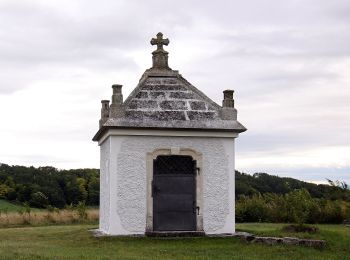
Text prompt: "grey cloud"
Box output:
[[0, 1, 194, 94], [189, 0, 350, 27], [225, 31, 350, 59], [250, 70, 339, 93], [0, 69, 37, 94], [0, 0, 349, 185], [3, 153, 79, 168], [237, 133, 324, 155]]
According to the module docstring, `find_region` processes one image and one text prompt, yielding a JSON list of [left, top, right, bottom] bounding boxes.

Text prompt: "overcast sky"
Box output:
[[0, 0, 349, 184]]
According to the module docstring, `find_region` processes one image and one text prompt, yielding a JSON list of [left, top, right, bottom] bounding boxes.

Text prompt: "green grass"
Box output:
[[0, 223, 349, 259], [0, 199, 42, 212]]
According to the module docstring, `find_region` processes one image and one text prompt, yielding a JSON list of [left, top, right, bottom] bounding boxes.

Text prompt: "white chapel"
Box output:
[[93, 32, 246, 236]]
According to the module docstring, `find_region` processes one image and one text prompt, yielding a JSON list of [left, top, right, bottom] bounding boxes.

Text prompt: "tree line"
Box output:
[[236, 189, 350, 224], [0, 164, 99, 208], [236, 171, 350, 201], [236, 171, 350, 223], [0, 164, 349, 224]]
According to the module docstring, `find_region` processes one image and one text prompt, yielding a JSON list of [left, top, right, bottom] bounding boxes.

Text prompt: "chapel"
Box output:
[[93, 32, 246, 235]]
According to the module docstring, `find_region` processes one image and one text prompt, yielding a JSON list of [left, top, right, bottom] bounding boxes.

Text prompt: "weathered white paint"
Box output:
[[99, 137, 130, 235], [99, 138, 110, 233], [98, 130, 236, 235]]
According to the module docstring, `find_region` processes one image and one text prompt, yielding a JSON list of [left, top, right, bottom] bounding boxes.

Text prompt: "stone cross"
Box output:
[[150, 32, 169, 51]]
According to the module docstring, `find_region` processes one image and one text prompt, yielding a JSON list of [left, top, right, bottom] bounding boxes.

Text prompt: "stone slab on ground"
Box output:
[[234, 232, 326, 248], [89, 229, 144, 238], [90, 229, 326, 248]]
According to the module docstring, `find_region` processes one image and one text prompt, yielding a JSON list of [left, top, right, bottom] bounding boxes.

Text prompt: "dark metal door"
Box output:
[[153, 155, 196, 231]]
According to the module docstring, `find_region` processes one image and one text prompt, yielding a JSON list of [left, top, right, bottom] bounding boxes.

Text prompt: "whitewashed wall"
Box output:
[[99, 133, 236, 235], [99, 138, 110, 233]]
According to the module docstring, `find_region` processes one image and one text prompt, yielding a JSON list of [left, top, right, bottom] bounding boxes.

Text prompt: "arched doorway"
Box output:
[[153, 155, 197, 231]]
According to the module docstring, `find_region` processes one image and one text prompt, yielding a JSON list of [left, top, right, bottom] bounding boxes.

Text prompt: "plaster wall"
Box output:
[[99, 139, 110, 233], [99, 133, 235, 235]]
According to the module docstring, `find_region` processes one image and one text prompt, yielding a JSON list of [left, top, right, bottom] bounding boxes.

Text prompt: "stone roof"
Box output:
[[93, 33, 246, 141], [125, 70, 221, 121]]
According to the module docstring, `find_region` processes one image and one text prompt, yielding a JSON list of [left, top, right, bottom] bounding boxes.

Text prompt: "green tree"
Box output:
[[0, 184, 10, 199], [30, 191, 49, 208], [77, 177, 88, 202], [285, 189, 312, 226], [87, 176, 99, 205]]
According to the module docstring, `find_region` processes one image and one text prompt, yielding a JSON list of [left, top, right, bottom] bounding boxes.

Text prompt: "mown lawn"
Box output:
[[0, 223, 349, 259]]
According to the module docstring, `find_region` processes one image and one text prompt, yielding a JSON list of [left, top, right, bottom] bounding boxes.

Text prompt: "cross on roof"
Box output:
[[150, 32, 169, 51]]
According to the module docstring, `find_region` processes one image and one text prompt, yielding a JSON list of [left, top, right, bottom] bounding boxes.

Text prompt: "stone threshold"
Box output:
[[145, 231, 206, 237]]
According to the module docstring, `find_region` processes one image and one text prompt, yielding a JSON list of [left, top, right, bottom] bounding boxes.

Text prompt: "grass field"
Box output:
[[0, 199, 42, 212], [0, 223, 349, 259], [0, 200, 98, 227]]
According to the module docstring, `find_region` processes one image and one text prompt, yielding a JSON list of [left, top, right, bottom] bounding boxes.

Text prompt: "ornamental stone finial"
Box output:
[[99, 100, 110, 128], [150, 32, 169, 51], [150, 32, 170, 70], [223, 90, 235, 108], [109, 84, 124, 118], [220, 89, 237, 120]]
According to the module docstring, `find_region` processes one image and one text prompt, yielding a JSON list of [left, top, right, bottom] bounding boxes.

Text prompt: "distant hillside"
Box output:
[[0, 164, 99, 208], [236, 171, 350, 201], [0, 163, 349, 209]]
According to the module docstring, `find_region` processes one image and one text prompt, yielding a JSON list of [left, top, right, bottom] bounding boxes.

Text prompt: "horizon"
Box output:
[[0, 162, 334, 186], [0, 1, 349, 185]]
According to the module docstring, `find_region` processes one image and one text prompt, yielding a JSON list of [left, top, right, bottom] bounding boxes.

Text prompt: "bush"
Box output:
[[236, 194, 268, 222], [236, 189, 350, 224], [285, 189, 312, 226], [322, 200, 343, 223], [30, 191, 49, 208], [75, 201, 87, 220]]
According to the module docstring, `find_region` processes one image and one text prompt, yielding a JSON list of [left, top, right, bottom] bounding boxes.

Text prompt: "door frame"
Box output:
[[146, 148, 203, 232]]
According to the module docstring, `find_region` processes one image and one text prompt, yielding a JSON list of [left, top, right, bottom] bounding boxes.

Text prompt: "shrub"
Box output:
[[285, 189, 312, 226], [236, 189, 350, 224], [236, 194, 268, 222], [30, 191, 49, 208], [75, 201, 87, 220]]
